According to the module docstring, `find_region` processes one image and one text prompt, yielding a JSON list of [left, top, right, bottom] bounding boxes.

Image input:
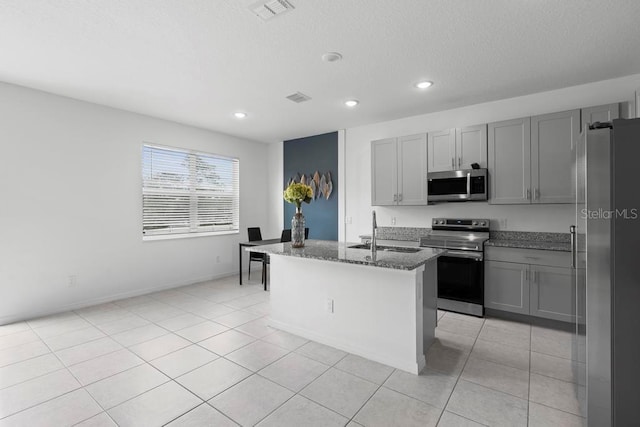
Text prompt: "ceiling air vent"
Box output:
[[250, 0, 294, 21], [286, 92, 312, 103]]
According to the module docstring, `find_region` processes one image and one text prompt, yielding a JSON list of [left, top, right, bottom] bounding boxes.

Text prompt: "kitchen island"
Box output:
[[247, 240, 445, 374]]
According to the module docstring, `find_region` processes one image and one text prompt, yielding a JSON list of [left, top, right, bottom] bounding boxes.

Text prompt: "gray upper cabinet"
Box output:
[[489, 110, 578, 205], [371, 138, 397, 206], [398, 133, 428, 205], [531, 109, 580, 204], [371, 134, 427, 206], [581, 103, 620, 130], [488, 117, 531, 204], [428, 125, 487, 172], [456, 124, 488, 169], [427, 129, 455, 172]]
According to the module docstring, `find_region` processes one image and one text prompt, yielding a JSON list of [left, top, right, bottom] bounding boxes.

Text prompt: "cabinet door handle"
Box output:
[[393, 194, 397, 202], [535, 188, 540, 200], [458, 157, 462, 168], [570, 225, 576, 269], [524, 269, 528, 281], [398, 194, 403, 202], [451, 158, 455, 169], [527, 189, 531, 200]]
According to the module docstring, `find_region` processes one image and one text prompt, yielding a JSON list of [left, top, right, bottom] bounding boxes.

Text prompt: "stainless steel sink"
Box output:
[[348, 244, 422, 253]]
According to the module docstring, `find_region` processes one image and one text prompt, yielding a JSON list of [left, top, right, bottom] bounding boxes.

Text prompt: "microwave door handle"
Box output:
[[466, 172, 471, 198]]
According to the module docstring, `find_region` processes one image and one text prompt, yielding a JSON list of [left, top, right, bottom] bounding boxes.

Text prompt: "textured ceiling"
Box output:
[[1, 0, 639, 142]]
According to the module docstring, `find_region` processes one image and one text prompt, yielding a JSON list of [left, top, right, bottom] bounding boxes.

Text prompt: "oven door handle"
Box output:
[[443, 250, 483, 261]]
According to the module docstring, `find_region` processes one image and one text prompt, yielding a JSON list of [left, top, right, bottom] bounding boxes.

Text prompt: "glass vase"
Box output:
[[291, 206, 305, 248]]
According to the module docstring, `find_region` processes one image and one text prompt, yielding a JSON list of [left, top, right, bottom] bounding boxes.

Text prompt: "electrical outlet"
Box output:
[[391, 217, 396, 225], [325, 298, 334, 313], [68, 275, 78, 288]]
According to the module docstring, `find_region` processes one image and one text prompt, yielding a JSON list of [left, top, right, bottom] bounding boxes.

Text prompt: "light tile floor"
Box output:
[[0, 274, 586, 426]]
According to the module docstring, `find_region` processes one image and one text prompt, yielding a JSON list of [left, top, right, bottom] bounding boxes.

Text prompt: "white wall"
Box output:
[[267, 142, 284, 234], [0, 82, 272, 324], [344, 73, 640, 241]]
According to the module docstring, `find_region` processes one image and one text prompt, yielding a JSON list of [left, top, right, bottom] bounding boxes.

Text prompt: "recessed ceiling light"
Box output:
[[344, 99, 359, 107], [415, 81, 433, 89], [234, 112, 247, 119], [322, 52, 343, 63]]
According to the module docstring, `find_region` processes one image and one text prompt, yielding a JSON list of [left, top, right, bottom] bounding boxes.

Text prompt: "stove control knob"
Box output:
[[480, 221, 486, 226], [472, 221, 478, 226]]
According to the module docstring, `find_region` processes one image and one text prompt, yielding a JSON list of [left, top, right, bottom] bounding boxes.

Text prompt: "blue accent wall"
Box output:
[[283, 131, 338, 240]]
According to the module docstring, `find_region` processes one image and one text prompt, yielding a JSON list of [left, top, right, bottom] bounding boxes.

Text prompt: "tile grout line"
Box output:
[[8, 278, 580, 426], [432, 311, 484, 425], [252, 350, 359, 425], [0, 277, 269, 422], [0, 322, 109, 423], [346, 366, 397, 426]]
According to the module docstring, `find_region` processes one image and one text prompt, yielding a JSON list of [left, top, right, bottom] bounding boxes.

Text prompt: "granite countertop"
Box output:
[[485, 231, 571, 252], [359, 226, 431, 242], [246, 240, 446, 271]]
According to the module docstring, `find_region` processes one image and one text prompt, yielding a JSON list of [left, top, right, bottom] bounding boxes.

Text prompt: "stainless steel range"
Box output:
[[419, 218, 490, 317]]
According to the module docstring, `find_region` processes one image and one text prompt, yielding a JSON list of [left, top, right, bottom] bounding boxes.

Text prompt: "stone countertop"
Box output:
[[246, 240, 446, 271], [485, 231, 571, 252], [359, 226, 432, 242], [485, 240, 571, 252]]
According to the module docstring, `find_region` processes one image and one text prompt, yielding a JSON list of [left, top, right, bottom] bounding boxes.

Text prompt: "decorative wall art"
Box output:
[[287, 170, 333, 201]]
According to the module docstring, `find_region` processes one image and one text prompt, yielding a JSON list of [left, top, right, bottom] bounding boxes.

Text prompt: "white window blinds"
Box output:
[[142, 144, 239, 237]]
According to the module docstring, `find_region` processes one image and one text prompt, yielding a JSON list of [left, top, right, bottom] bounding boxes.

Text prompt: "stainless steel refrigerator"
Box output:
[[573, 118, 640, 426]]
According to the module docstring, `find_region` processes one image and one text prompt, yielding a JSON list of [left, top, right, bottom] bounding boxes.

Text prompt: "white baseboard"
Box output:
[[268, 318, 425, 374], [0, 270, 238, 326]]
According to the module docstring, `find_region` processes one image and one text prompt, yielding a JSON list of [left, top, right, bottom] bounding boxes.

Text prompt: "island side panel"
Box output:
[[268, 254, 426, 374], [422, 258, 437, 351]]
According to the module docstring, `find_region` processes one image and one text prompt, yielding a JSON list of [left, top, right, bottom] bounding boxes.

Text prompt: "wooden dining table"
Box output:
[[238, 238, 281, 287]]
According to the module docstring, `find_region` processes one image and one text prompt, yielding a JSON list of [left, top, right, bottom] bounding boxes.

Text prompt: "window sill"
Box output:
[[143, 230, 239, 241]]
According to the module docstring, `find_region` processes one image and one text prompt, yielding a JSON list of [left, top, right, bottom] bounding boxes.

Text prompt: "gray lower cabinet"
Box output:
[[484, 247, 574, 322], [529, 265, 574, 322], [485, 260, 529, 314]]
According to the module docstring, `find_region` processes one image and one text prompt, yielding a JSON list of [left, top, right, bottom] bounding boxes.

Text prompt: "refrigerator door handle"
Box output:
[[570, 225, 576, 269]]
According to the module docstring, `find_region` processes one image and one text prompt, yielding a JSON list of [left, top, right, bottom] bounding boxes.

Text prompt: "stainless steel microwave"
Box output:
[[427, 169, 488, 202]]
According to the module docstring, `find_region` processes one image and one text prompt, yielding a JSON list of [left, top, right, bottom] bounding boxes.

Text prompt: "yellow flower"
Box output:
[[284, 182, 313, 208]]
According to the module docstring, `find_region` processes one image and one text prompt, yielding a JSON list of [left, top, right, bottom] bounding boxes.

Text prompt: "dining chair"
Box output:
[[280, 229, 292, 242], [280, 228, 309, 242], [247, 227, 267, 284]]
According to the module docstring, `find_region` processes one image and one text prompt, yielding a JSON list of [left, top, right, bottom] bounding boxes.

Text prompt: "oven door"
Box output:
[[437, 250, 484, 315]]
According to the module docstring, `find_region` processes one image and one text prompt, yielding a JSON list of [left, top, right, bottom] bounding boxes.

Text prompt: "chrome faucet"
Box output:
[[371, 210, 377, 257]]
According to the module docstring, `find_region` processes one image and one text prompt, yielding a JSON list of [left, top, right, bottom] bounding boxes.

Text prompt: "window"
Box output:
[[142, 144, 239, 238]]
